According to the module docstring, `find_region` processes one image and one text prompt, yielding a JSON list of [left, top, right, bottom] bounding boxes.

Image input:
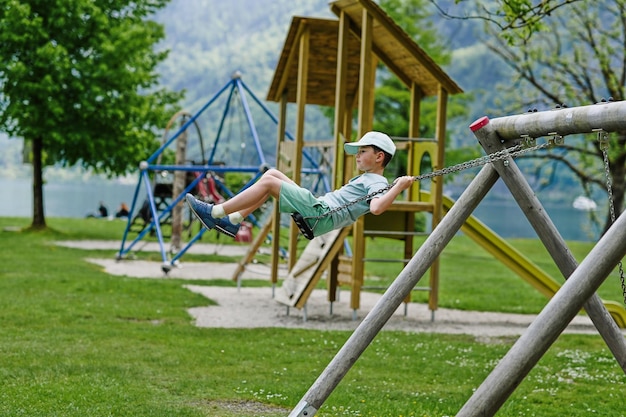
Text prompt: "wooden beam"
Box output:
[[428, 85, 448, 312], [273, 93, 288, 280], [275, 19, 308, 103], [294, 26, 309, 185], [288, 25, 311, 268], [407, 82, 422, 200], [356, 7, 374, 140], [484, 100, 626, 140], [334, 10, 350, 190]]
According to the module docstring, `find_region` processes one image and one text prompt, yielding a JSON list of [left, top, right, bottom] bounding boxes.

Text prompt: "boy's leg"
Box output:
[[220, 169, 288, 217], [187, 169, 293, 237]]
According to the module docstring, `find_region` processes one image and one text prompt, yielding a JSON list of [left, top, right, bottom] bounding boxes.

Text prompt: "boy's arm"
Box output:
[[368, 176, 415, 215]]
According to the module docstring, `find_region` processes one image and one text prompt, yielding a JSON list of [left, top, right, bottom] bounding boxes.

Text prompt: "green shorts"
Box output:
[[279, 182, 335, 236]]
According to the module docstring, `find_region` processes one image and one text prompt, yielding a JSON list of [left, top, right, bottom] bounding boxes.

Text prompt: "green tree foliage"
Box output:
[[482, 0, 626, 232], [374, 0, 475, 178], [431, 0, 584, 43], [0, 0, 183, 228]]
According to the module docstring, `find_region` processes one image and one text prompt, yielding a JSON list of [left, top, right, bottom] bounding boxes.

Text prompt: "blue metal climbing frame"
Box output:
[[116, 72, 331, 272]]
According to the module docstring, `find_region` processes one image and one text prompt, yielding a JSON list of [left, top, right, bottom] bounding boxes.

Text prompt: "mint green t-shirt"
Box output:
[[319, 173, 389, 230]]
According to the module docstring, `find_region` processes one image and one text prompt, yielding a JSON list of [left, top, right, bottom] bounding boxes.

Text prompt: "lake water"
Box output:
[[0, 177, 602, 242], [1, 177, 145, 219], [473, 197, 602, 242]]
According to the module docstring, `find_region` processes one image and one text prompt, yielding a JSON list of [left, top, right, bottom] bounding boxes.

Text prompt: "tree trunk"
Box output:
[[31, 136, 46, 229]]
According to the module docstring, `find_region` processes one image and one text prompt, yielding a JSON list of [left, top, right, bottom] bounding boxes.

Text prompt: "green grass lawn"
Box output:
[[0, 217, 624, 416]]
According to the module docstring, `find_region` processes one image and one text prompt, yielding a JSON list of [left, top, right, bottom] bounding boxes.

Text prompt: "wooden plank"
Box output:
[[275, 227, 351, 308], [271, 94, 288, 284], [302, 140, 334, 148], [384, 201, 433, 212], [337, 257, 353, 286], [429, 85, 447, 312], [408, 83, 422, 200], [337, 274, 353, 286], [232, 216, 273, 282], [334, 10, 349, 191], [356, 7, 374, 137]]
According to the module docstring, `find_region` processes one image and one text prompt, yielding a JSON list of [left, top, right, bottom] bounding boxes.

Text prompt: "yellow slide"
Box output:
[[441, 194, 626, 328]]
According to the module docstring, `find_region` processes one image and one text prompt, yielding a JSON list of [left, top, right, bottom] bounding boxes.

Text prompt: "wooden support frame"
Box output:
[[456, 114, 626, 416], [290, 140, 626, 416], [290, 102, 626, 416]]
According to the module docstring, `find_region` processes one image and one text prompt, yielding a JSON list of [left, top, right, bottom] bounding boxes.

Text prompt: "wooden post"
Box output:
[[334, 10, 349, 191], [356, 7, 374, 147], [349, 8, 376, 311], [170, 116, 188, 253], [407, 83, 422, 200], [329, 11, 351, 305], [287, 26, 310, 269], [402, 83, 422, 306], [289, 163, 501, 417], [457, 117, 626, 416], [428, 85, 448, 313], [271, 93, 289, 284]]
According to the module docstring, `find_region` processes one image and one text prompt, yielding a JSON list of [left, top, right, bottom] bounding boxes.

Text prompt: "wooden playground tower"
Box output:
[[237, 0, 463, 316]]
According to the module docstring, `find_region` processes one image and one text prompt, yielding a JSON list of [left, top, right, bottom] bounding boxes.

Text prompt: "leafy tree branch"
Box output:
[[428, 0, 583, 41]]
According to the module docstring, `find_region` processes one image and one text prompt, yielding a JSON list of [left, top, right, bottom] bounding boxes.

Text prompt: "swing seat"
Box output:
[[291, 213, 315, 240]]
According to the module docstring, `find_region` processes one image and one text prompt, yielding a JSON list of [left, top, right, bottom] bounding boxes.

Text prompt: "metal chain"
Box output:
[[415, 141, 551, 181], [307, 141, 551, 222], [598, 131, 626, 305]]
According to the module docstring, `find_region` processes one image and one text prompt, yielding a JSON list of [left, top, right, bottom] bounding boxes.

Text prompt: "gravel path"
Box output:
[[61, 240, 607, 338]]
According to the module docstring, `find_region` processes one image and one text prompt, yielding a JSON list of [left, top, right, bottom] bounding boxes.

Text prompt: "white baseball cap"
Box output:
[[344, 131, 396, 156]]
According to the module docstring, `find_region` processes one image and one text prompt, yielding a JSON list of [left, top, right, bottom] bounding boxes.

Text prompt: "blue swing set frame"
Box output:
[[116, 73, 331, 272]]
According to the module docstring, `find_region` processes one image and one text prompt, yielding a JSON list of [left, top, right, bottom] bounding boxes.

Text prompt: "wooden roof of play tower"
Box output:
[[267, 0, 463, 106]]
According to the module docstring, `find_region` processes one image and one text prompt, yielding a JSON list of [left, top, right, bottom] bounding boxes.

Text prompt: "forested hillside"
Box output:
[[153, 0, 506, 138], [1, 0, 508, 177], [155, 0, 333, 112], [0, 0, 520, 193]]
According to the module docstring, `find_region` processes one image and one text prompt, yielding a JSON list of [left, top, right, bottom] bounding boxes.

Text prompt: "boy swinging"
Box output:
[[186, 131, 415, 238]]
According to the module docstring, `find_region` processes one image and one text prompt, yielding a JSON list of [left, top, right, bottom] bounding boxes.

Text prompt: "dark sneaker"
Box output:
[[216, 217, 241, 238], [185, 194, 216, 230]]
